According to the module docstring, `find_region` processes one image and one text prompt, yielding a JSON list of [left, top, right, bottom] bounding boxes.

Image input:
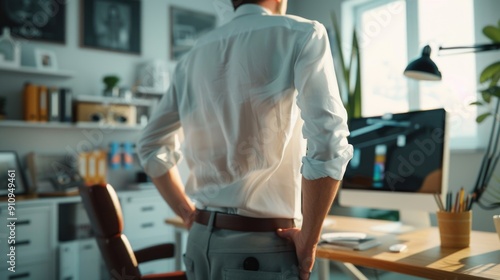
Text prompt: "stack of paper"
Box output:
[[319, 232, 381, 251]]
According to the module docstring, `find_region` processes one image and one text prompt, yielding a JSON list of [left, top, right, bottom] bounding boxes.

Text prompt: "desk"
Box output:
[[318, 216, 500, 280], [166, 215, 500, 280]]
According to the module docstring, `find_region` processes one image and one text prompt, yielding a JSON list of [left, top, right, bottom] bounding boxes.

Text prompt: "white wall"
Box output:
[[1, 0, 218, 120], [289, 0, 500, 232]]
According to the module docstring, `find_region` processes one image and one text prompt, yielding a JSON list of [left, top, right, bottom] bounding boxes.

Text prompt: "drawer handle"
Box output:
[[141, 222, 155, 228], [82, 244, 93, 250], [141, 206, 155, 212], [16, 240, 31, 246], [10, 272, 30, 279], [17, 220, 31, 226]]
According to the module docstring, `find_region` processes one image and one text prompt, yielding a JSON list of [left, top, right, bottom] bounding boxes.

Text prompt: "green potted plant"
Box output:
[[103, 75, 120, 97], [330, 12, 362, 119], [470, 19, 500, 209]]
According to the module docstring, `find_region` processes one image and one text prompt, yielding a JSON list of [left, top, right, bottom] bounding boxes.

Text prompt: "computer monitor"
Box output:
[[339, 108, 449, 233]]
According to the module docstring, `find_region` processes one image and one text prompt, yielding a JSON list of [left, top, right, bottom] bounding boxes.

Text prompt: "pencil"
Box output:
[[446, 192, 452, 212], [459, 187, 464, 212], [454, 191, 460, 213], [433, 193, 445, 211]]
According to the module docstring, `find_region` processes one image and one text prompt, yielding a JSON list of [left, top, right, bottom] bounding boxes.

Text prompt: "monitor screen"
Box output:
[[343, 108, 446, 194], [339, 109, 449, 232]]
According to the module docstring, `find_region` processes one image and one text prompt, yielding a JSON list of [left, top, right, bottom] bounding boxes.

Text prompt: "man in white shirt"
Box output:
[[137, 0, 353, 279]]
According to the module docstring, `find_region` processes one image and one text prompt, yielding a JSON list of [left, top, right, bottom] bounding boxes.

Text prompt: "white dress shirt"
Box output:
[[137, 5, 353, 221]]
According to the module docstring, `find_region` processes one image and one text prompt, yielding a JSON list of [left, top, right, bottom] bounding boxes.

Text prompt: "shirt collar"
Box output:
[[233, 4, 272, 19]]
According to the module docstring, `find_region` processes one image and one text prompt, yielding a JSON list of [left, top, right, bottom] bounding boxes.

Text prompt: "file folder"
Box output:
[[59, 88, 73, 122], [23, 83, 39, 121], [38, 85, 48, 122], [48, 87, 60, 122]]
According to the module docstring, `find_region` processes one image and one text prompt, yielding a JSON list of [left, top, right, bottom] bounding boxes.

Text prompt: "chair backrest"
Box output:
[[79, 184, 141, 278], [79, 183, 123, 237]]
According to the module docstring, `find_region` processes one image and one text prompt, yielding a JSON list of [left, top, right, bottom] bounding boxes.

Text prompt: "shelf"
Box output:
[[73, 95, 155, 107], [0, 64, 75, 78], [0, 120, 145, 131]]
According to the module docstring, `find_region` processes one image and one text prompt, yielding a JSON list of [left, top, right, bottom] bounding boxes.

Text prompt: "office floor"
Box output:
[[310, 261, 426, 280]]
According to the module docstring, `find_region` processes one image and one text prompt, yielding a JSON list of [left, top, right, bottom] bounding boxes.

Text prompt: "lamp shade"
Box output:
[[404, 45, 442, 81]]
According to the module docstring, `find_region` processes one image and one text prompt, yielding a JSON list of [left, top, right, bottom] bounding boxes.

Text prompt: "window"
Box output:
[[348, 0, 478, 149]]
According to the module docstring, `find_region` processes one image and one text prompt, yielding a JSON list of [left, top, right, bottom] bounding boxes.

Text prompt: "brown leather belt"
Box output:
[[194, 210, 295, 232]]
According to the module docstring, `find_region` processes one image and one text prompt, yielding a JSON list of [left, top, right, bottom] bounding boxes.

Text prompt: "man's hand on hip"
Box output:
[[276, 227, 316, 280]]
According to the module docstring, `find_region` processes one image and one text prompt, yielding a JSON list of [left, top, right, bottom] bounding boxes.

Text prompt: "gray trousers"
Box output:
[[183, 212, 300, 280]]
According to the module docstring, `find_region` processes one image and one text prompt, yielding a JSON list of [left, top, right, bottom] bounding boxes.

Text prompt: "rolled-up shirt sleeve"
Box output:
[[137, 83, 183, 179], [294, 21, 353, 181]]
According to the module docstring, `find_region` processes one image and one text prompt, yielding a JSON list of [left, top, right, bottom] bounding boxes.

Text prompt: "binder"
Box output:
[[38, 85, 48, 122], [48, 87, 60, 122], [23, 83, 39, 121], [59, 88, 73, 122]]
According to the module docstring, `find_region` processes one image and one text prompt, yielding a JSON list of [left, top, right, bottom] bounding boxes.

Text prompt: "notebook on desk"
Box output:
[[319, 232, 381, 251]]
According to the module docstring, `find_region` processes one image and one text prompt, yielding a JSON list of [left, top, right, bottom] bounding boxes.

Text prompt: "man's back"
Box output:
[[169, 5, 337, 219]]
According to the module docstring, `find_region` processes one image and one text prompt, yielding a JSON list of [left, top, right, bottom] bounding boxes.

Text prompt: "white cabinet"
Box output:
[[58, 239, 101, 280], [123, 195, 173, 239], [121, 191, 177, 275], [0, 189, 176, 280], [0, 203, 56, 280]]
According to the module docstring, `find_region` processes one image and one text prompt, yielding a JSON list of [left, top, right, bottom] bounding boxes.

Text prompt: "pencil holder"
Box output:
[[436, 211, 472, 248], [494, 215, 500, 242]]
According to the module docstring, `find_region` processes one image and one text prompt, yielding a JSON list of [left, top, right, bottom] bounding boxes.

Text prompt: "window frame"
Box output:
[[343, 0, 482, 150]]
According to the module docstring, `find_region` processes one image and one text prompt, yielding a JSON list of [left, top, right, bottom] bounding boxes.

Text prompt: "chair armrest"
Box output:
[[141, 271, 187, 280], [134, 243, 176, 264]]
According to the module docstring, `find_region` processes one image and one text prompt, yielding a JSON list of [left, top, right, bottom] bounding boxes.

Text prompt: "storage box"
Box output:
[[75, 102, 137, 125]]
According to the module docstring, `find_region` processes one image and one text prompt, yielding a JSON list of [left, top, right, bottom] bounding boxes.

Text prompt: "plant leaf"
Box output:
[[490, 86, 500, 98], [477, 112, 492, 123], [483, 26, 500, 43], [490, 72, 500, 87], [480, 62, 500, 83], [482, 90, 492, 103], [470, 101, 483, 106]]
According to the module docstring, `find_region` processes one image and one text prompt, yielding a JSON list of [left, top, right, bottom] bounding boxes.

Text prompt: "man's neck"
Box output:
[[256, 2, 279, 15]]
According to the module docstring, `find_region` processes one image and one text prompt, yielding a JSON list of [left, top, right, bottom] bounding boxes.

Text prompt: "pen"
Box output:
[[446, 192, 452, 212]]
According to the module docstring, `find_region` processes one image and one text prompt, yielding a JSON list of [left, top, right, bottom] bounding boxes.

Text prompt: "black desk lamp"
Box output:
[[404, 43, 500, 80], [404, 42, 500, 209]]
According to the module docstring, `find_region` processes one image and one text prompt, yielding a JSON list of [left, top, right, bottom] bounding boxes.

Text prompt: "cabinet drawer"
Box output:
[[122, 197, 173, 239], [0, 205, 52, 263], [0, 261, 52, 280], [78, 239, 102, 280]]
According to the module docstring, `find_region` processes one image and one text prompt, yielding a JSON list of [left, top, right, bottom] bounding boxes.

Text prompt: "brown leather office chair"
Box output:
[[79, 183, 186, 280]]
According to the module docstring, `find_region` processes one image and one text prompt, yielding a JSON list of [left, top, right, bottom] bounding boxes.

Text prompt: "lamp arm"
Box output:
[[439, 43, 500, 54], [474, 98, 500, 202], [484, 106, 500, 186]]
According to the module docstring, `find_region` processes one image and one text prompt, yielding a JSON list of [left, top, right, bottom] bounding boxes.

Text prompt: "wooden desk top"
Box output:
[[317, 216, 500, 280]]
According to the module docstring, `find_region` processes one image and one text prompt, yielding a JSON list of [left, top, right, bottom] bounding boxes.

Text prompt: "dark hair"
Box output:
[[232, 0, 262, 10]]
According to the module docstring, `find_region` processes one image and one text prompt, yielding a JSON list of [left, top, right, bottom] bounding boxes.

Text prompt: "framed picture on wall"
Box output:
[[169, 6, 216, 60], [35, 48, 58, 70], [81, 0, 141, 54], [0, 0, 66, 44]]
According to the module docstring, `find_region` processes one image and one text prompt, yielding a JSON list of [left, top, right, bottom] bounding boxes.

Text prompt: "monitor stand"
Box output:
[[370, 210, 430, 234]]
